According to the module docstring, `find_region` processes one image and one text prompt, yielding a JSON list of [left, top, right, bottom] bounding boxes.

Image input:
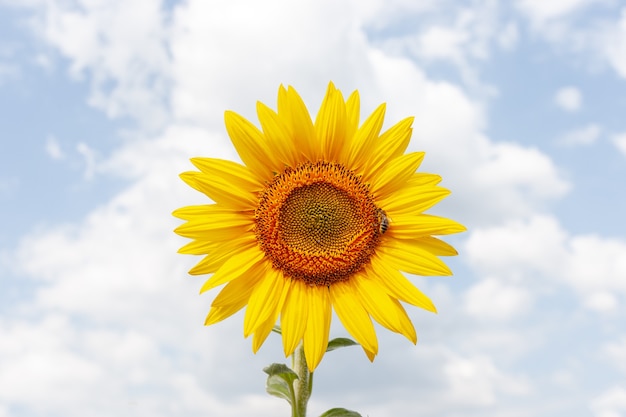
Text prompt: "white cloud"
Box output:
[[0, 315, 286, 417], [603, 336, 626, 374], [23, 0, 172, 130], [466, 215, 626, 309], [584, 291, 619, 313], [498, 22, 519, 50], [558, 123, 602, 146], [467, 142, 570, 223], [168, 0, 373, 129], [611, 132, 626, 156], [516, 0, 595, 25], [313, 342, 533, 417], [466, 215, 567, 281], [372, 2, 503, 97], [591, 386, 626, 417], [404, 3, 501, 64], [472, 143, 568, 198], [554, 86, 583, 111], [603, 8, 626, 80], [515, 2, 626, 82], [45, 135, 64, 159], [349, 0, 439, 29], [442, 352, 530, 406], [416, 25, 469, 62], [465, 278, 532, 320], [76, 142, 97, 180], [566, 234, 626, 294], [0, 315, 103, 409]]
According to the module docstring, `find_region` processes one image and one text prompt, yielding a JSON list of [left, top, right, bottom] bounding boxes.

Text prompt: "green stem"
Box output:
[[292, 343, 312, 417]]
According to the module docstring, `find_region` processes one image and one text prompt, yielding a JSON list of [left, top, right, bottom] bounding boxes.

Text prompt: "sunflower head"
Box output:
[[173, 82, 465, 371]]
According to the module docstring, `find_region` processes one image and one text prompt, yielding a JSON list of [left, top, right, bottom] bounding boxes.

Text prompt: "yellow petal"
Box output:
[[378, 239, 453, 276], [173, 204, 252, 226], [370, 255, 437, 313], [379, 186, 450, 216], [179, 171, 257, 209], [188, 239, 257, 275], [387, 214, 466, 238], [280, 279, 309, 357], [224, 111, 280, 181], [173, 210, 253, 240], [348, 103, 386, 173], [409, 236, 459, 256], [362, 346, 376, 362], [177, 239, 215, 255], [278, 85, 318, 162], [330, 280, 378, 355], [190, 158, 263, 190], [370, 152, 425, 200], [177, 234, 255, 256], [203, 258, 267, 327], [408, 173, 443, 187], [199, 246, 266, 293], [367, 117, 414, 175], [175, 213, 251, 231], [205, 302, 245, 326], [252, 277, 291, 353], [252, 315, 277, 354], [244, 268, 286, 337], [315, 82, 347, 162], [256, 101, 297, 168], [303, 285, 331, 371], [175, 223, 252, 243], [189, 254, 223, 276], [345, 90, 360, 138], [354, 275, 417, 344], [362, 117, 414, 185], [210, 265, 265, 307], [172, 204, 214, 220]]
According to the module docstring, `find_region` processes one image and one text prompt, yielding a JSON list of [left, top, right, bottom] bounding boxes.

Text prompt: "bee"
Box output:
[[376, 208, 389, 234]]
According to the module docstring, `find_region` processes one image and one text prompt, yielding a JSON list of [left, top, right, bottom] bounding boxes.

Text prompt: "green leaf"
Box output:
[[326, 337, 358, 352], [263, 363, 298, 405], [263, 363, 298, 382], [319, 407, 363, 417], [265, 374, 293, 405], [272, 325, 282, 335]]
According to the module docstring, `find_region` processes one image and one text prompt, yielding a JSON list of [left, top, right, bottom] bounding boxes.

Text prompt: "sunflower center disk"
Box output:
[[255, 162, 381, 286]]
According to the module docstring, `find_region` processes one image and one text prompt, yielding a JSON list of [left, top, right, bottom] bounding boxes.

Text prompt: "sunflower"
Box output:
[[173, 82, 465, 371]]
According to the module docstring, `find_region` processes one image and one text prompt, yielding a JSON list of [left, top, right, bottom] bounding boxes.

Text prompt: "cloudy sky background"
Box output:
[[1, 0, 626, 416]]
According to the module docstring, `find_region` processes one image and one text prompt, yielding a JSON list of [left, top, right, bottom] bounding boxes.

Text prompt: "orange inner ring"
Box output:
[[255, 161, 381, 286]]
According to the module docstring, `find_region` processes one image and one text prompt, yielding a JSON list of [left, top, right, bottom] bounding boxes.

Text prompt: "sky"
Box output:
[[1, 0, 626, 416]]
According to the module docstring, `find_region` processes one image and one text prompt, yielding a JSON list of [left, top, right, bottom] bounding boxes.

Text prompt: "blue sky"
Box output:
[[1, 1, 626, 416]]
